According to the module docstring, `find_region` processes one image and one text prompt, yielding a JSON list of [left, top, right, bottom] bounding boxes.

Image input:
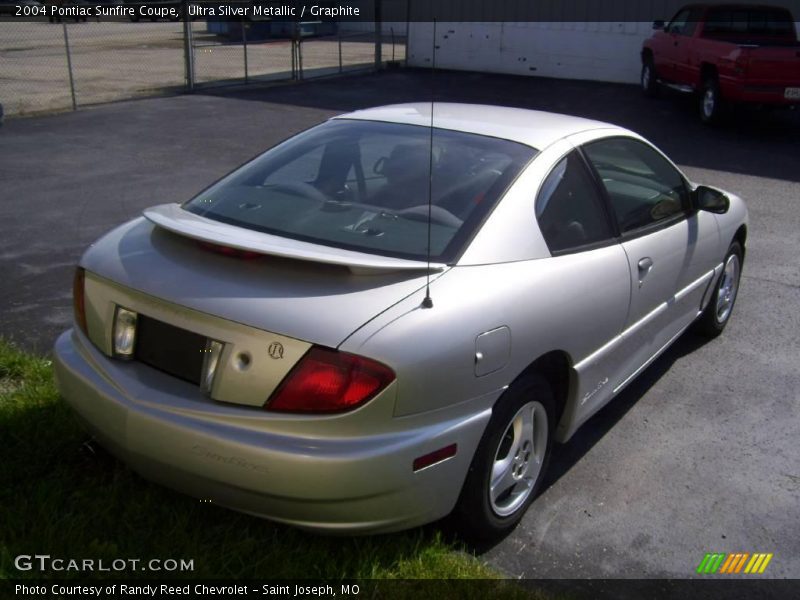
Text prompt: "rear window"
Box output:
[[702, 7, 796, 38], [184, 119, 536, 263]]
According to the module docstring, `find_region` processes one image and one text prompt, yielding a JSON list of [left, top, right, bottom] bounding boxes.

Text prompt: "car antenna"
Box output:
[[422, 18, 437, 310]]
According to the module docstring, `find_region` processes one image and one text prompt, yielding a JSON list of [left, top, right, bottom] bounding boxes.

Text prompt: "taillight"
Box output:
[[112, 306, 138, 359], [266, 347, 395, 413], [73, 267, 88, 335]]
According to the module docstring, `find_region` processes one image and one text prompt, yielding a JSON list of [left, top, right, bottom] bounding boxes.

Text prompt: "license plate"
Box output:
[[785, 87, 800, 100], [135, 315, 207, 385]]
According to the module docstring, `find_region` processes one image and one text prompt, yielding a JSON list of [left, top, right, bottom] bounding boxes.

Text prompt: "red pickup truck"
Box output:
[[641, 4, 800, 122]]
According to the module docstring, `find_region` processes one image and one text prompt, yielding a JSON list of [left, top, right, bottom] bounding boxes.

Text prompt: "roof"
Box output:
[[334, 103, 625, 150]]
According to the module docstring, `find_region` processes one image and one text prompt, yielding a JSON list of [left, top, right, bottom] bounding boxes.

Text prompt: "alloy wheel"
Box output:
[[489, 401, 548, 517]]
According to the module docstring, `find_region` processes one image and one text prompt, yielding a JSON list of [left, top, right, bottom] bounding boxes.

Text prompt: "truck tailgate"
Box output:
[[743, 46, 800, 83]]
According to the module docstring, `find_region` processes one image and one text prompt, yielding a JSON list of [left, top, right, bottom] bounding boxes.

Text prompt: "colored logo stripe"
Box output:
[[719, 553, 748, 573], [745, 553, 773, 574], [697, 553, 725, 574], [697, 552, 773, 574]]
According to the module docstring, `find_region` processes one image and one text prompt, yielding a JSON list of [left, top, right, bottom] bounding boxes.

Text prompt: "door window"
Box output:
[[667, 8, 699, 36], [583, 138, 688, 235]]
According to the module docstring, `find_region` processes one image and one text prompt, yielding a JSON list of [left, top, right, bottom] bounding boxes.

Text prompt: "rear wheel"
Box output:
[[641, 56, 659, 97], [700, 75, 724, 124], [453, 374, 554, 541], [696, 241, 742, 337]]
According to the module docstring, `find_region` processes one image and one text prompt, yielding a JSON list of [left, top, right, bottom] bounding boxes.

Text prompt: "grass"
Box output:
[[0, 338, 544, 596]]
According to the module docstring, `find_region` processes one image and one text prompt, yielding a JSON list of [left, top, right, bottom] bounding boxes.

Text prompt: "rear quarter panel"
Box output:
[[340, 249, 630, 434]]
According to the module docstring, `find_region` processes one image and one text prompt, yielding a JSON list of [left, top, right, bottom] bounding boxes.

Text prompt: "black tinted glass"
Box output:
[[583, 138, 687, 234], [535, 152, 613, 253]]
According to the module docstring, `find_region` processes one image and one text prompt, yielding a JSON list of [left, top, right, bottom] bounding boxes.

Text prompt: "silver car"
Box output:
[[54, 104, 747, 539]]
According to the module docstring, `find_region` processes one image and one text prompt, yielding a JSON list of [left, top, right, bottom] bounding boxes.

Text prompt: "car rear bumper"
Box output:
[[53, 329, 491, 534], [721, 80, 800, 106]]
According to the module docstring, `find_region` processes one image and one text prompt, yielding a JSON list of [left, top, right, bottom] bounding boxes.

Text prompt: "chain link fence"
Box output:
[[0, 19, 406, 118]]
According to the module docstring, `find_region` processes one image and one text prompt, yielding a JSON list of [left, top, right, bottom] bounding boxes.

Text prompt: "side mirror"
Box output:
[[694, 185, 730, 214], [652, 19, 665, 30]]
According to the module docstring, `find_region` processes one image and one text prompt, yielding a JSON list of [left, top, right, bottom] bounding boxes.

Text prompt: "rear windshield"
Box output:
[[184, 119, 536, 263], [702, 7, 796, 38]]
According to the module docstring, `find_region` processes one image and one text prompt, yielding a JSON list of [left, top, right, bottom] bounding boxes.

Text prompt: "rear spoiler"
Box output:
[[143, 203, 447, 275]]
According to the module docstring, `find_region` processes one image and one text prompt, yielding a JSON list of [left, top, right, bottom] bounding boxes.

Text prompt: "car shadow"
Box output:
[[543, 330, 709, 492], [200, 68, 800, 183], [453, 328, 711, 554]]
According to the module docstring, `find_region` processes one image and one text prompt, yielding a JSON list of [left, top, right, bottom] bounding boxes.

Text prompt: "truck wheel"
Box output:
[[700, 76, 723, 124], [641, 57, 659, 97]]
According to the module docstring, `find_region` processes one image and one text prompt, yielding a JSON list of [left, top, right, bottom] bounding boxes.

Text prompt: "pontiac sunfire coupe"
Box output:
[[54, 104, 747, 539]]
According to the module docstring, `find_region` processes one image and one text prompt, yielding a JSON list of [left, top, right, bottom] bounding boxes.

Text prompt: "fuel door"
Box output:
[[474, 326, 511, 377]]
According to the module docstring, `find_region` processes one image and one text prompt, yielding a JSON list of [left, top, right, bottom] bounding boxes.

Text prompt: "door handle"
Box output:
[[637, 257, 654, 286]]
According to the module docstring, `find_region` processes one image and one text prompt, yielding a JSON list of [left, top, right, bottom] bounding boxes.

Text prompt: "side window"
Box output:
[[682, 8, 701, 36], [704, 8, 795, 37], [535, 151, 613, 254], [583, 138, 688, 234], [667, 8, 691, 34]]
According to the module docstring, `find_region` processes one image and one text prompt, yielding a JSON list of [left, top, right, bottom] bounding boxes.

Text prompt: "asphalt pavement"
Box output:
[[1, 69, 798, 579]]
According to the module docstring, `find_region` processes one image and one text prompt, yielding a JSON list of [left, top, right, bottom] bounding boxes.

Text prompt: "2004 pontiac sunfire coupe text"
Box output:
[[54, 104, 747, 539]]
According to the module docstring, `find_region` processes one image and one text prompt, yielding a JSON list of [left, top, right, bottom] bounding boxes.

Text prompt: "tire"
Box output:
[[695, 241, 743, 337], [453, 373, 555, 541], [641, 56, 659, 97], [700, 75, 724, 124]]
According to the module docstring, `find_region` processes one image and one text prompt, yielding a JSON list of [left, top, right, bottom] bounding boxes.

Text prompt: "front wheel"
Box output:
[[453, 374, 554, 541], [695, 241, 743, 337], [641, 57, 659, 97]]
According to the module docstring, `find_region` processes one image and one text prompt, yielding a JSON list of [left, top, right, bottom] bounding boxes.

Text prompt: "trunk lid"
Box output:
[[81, 215, 439, 350]]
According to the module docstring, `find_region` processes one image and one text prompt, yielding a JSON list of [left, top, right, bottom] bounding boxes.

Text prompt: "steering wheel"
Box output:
[[264, 182, 330, 204]]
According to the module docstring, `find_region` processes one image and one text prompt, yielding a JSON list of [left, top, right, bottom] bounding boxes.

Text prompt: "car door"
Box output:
[[656, 7, 693, 82], [533, 149, 632, 425], [671, 7, 703, 86], [580, 137, 720, 390]]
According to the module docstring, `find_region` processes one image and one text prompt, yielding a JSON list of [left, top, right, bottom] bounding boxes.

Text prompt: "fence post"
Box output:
[[296, 25, 303, 80], [405, 0, 411, 67], [242, 20, 249, 84], [291, 23, 298, 79], [374, 0, 382, 70], [62, 23, 77, 111], [183, 11, 195, 90], [291, 39, 296, 79]]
